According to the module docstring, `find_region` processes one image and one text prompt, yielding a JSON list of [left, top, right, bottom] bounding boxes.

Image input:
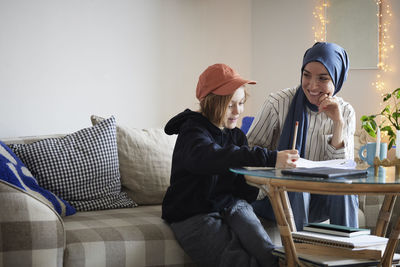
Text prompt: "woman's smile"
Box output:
[[307, 90, 323, 96]]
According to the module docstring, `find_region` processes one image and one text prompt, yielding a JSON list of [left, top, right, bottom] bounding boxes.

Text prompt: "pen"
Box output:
[[292, 121, 299, 150]]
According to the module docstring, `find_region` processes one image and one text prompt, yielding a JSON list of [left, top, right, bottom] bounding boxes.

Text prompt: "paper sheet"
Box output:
[[296, 158, 356, 169], [243, 158, 357, 171]]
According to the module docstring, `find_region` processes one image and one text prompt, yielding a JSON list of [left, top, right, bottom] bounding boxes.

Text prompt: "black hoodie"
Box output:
[[161, 109, 277, 223]]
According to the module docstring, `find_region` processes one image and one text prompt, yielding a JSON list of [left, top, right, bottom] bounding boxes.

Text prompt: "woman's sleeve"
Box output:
[[325, 102, 355, 160], [247, 96, 280, 150]]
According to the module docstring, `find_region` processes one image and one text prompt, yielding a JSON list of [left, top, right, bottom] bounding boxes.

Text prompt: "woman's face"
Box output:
[[301, 61, 335, 106], [222, 86, 245, 129]]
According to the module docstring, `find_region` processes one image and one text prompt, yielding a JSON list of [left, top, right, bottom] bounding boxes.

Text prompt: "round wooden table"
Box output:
[[230, 166, 400, 267]]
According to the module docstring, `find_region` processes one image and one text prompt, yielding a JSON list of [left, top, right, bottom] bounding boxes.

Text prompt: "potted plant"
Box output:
[[361, 88, 400, 149]]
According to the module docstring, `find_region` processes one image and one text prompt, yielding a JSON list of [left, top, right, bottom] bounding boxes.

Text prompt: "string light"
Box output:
[[313, 0, 328, 42], [372, 0, 394, 118], [371, 0, 395, 141], [313, 0, 395, 140], [374, 0, 394, 79], [313, 0, 395, 98]]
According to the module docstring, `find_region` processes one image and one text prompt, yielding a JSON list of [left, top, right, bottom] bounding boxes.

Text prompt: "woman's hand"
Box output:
[[318, 94, 344, 149], [275, 150, 299, 169], [318, 94, 343, 123]]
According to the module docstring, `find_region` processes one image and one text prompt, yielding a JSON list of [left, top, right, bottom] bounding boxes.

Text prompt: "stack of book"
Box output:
[[293, 223, 387, 259], [273, 223, 400, 266]]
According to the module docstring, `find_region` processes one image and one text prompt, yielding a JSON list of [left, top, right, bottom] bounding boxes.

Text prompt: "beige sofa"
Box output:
[[0, 118, 398, 267], [0, 116, 197, 267]]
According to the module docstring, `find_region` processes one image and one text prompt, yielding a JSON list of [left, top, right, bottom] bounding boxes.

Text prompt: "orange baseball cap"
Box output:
[[196, 63, 256, 100]]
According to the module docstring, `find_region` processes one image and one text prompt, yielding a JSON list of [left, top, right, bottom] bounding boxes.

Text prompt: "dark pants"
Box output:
[[170, 200, 278, 267], [252, 192, 359, 231]]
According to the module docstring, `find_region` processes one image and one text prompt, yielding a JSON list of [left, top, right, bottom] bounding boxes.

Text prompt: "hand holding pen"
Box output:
[[275, 121, 299, 169]]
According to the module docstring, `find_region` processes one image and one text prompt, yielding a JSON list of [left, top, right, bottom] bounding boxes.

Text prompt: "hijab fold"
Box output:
[[277, 42, 349, 157]]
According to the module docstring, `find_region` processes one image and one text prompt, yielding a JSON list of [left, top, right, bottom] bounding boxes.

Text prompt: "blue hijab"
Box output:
[[277, 42, 349, 157]]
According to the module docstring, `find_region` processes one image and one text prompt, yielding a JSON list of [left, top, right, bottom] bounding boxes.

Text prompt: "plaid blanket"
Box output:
[[63, 206, 195, 267], [0, 179, 195, 267]]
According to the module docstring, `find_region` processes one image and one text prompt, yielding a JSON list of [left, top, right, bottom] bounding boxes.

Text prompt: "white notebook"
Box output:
[[292, 231, 388, 249]]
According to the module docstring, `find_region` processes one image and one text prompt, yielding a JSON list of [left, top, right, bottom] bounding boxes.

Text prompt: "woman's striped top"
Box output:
[[247, 86, 355, 161]]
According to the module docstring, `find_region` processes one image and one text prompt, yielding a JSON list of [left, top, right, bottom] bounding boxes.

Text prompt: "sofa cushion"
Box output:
[[0, 140, 75, 216], [91, 115, 176, 205], [9, 116, 135, 211], [63, 206, 195, 267]]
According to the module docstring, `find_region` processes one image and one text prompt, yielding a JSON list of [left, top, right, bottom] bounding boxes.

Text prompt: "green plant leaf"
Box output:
[[382, 106, 390, 114], [360, 87, 400, 140], [382, 126, 395, 139], [381, 125, 392, 132], [394, 88, 400, 98], [361, 115, 377, 122], [362, 122, 376, 138], [383, 93, 391, 102]]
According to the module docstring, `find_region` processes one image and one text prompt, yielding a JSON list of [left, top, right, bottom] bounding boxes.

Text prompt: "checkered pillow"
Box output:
[[0, 141, 76, 216], [9, 116, 135, 211]]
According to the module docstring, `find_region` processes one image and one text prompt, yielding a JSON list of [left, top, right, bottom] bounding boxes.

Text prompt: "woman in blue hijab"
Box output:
[[247, 42, 358, 230]]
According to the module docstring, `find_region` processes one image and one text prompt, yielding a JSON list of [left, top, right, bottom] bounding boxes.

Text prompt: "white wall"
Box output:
[[1, 0, 399, 138], [248, 0, 316, 117], [0, 0, 253, 138]]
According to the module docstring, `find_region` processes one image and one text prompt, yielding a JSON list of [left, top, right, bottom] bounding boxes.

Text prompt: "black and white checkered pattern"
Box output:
[[9, 116, 135, 211]]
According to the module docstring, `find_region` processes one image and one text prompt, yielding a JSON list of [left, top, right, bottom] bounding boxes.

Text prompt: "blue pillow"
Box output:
[[240, 116, 255, 134], [0, 140, 76, 216]]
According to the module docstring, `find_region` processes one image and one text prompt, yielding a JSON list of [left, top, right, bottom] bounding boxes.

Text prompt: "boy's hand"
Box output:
[[275, 150, 299, 169]]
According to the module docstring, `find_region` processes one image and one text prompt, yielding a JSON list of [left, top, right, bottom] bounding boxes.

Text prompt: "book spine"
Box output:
[[303, 227, 349, 237], [292, 238, 354, 249]]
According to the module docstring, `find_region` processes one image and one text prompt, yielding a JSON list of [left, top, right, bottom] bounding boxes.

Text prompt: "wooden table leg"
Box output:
[[266, 185, 302, 266], [380, 215, 400, 267], [279, 190, 297, 232], [375, 195, 397, 237]]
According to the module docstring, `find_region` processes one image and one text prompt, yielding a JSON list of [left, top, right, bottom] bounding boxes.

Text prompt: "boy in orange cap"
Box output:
[[162, 63, 298, 267]]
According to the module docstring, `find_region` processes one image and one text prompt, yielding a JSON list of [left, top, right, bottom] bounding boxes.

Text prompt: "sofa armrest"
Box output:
[[0, 180, 65, 267]]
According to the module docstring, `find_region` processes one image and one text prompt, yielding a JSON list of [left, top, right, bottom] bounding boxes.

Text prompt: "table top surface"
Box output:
[[230, 166, 400, 185]]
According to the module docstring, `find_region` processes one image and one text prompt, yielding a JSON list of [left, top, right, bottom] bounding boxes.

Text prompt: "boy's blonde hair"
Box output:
[[200, 86, 248, 127]]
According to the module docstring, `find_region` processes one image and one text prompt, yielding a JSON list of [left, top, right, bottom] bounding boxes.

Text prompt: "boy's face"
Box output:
[[222, 86, 245, 129]]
